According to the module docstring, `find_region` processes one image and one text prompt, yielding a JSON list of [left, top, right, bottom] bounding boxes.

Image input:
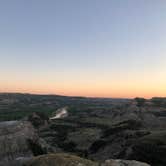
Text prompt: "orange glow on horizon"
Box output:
[[1, 72, 166, 99], [0, 86, 166, 99]]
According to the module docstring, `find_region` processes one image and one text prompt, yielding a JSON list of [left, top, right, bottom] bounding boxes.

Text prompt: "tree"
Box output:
[[134, 97, 146, 107], [151, 97, 166, 107]]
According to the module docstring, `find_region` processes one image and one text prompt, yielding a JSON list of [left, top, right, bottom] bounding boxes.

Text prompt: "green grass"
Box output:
[[0, 108, 55, 121]]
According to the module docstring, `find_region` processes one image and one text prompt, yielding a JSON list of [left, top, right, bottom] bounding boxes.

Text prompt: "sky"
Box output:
[[0, 0, 166, 98]]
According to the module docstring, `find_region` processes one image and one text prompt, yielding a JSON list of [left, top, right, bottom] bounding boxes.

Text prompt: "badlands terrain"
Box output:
[[0, 93, 166, 166]]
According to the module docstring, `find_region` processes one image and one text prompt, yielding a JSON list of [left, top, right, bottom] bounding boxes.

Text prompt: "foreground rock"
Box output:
[[23, 153, 150, 166], [0, 120, 53, 166], [24, 153, 98, 166], [0, 121, 36, 166], [101, 159, 150, 166]]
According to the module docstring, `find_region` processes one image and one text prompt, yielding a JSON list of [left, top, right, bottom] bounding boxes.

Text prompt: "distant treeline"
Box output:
[[135, 97, 166, 107]]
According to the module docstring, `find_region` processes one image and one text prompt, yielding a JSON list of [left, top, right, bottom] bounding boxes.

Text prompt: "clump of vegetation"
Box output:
[[28, 112, 49, 128], [134, 97, 146, 107], [151, 97, 166, 107]]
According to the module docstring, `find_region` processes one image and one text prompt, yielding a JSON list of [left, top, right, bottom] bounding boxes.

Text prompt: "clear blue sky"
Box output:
[[0, 0, 166, 98]]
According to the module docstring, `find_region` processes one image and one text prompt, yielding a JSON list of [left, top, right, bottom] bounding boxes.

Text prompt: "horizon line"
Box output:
[[0, 91, 164, 100]]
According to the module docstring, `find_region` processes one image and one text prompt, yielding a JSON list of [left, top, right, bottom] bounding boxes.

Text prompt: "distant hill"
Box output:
[[0, 93, 130, 121]]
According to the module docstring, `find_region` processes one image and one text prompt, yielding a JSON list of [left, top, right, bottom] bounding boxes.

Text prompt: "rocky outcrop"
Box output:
[[0, 120, 53, 166], [23, 153, 150, 166], [0, 121, 36, 166], [24, 153, 98, 166], [101, 159, 150, 166]]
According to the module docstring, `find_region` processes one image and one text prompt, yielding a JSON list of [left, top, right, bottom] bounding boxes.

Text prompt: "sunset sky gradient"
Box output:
[[0, 0, 166, 98]]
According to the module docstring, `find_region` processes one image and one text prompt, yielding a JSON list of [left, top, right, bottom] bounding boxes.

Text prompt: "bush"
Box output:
[[151, 97, 166, 107], [134, 97, 146, 107]]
